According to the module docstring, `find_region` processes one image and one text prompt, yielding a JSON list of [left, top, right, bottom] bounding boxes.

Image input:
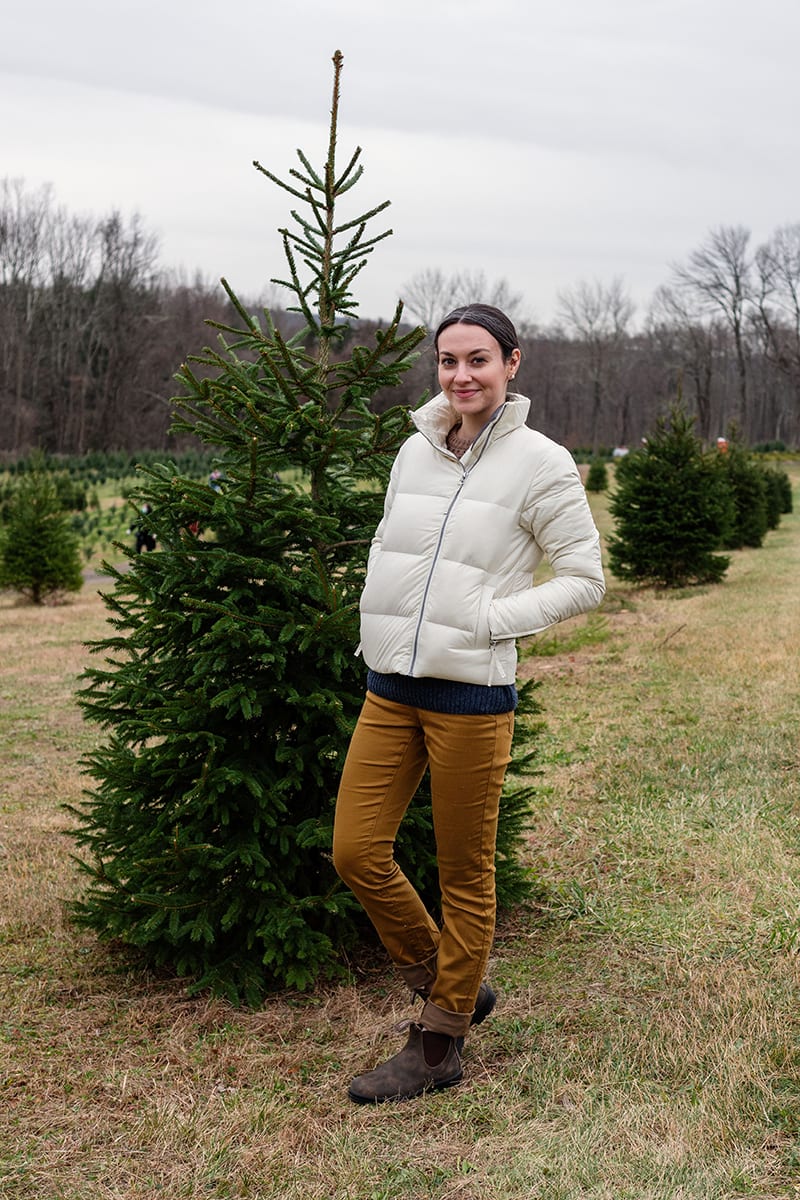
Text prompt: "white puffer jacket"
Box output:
[[359, 392, 606, 687]]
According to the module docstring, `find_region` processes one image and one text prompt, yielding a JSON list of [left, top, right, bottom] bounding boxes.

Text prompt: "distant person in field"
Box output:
[[130, 504, 156, 554], [334, 303, 606, 1104]]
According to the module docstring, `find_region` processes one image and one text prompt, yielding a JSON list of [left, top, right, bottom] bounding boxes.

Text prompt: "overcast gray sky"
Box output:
[[2, 0, 799, 325]]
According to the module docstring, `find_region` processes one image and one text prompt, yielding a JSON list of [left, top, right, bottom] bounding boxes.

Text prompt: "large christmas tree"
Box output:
[[70, 53, 534, 1002]]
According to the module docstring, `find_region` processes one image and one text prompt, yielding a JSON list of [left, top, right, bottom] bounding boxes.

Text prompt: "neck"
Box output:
[[456, 399, 506, 441]]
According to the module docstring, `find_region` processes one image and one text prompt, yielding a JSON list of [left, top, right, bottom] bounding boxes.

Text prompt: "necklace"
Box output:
[[446, 424, 473, 459]]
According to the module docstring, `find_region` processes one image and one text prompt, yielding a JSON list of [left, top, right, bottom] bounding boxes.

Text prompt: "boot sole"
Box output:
[[348, 1070, 463, 1104]]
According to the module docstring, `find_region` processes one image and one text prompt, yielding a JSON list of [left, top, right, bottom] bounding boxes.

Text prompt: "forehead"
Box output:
[[437, 323, 502, 356]]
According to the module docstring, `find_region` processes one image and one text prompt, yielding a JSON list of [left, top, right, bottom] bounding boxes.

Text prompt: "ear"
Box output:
[[507, 348, 521, 378]]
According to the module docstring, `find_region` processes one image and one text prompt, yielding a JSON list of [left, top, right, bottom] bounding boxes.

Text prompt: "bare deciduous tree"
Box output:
[[671, 225, 753, 424], [557, 276, 634, 450], [0, 179, 53, 449], [752, 224, 800, 443], [0, 181, 224, 455], [39, 207, 102, 453], [401, 268, 524, 330], [648, 284, 718, 441], [754, 225, 800, 376]]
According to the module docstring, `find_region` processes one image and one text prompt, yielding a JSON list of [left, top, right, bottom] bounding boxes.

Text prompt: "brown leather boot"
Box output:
[[469, 981, 497, 1028], [348, 1023, 462, 1104]]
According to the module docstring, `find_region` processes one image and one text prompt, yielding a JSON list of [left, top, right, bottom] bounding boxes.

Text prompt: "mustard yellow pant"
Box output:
[[333, 692, 514, 1037]]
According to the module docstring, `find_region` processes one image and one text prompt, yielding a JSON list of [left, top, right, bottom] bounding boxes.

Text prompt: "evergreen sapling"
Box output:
[[585, 458, 609, 493], [715, 438, 770, 549], [607, 407, 733, 588], [0, 455, 84, 604]]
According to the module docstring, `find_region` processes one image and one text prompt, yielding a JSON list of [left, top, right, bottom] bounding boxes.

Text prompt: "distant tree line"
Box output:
[[0, 179, 260, 457], [399, 235, 800, 451], [2, 178, 800, 455]]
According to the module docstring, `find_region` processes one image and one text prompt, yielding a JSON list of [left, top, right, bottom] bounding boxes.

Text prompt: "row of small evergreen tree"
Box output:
[[1, 447, 219, 486], [605, 412, 792, 588], [1, 383, 793, 993], [5, 415, 790, 605], [3, 434, 788, 994]]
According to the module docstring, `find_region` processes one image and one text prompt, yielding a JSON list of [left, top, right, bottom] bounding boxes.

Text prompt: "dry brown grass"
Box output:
[[2, 468, 800, 1199]]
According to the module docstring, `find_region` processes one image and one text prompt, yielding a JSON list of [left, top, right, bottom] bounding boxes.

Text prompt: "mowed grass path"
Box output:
[[1, 469, 799, 1199]]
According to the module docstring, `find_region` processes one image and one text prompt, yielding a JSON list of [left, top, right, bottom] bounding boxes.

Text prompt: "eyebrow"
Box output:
[[437, 345, 494, 356]]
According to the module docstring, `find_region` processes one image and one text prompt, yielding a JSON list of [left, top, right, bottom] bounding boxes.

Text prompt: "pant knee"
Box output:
[[331, 832, 358, 886], [332, 832, 393, 893]]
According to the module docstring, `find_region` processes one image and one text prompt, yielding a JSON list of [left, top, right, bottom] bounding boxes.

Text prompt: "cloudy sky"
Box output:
[[2, 0, 798, 326]]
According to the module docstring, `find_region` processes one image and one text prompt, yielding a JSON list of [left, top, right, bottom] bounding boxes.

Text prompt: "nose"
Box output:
[[453, 360, 472, 382]]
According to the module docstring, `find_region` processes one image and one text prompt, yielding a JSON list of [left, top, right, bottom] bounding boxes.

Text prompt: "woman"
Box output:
[[333, 303, 605, 1103]]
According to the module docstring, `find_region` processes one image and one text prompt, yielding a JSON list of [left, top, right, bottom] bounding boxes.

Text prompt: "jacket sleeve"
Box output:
[[487, 445, 605, 640]]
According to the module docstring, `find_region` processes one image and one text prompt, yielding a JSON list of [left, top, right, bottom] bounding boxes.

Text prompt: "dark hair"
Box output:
[[433, 303, 520, 362]]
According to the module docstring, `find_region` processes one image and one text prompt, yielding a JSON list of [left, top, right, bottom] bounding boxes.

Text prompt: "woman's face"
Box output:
[[436, 324, 520, 431]]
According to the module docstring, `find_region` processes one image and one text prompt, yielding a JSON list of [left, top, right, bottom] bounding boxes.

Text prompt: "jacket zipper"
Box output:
[[489, 637, 501, 683], [407, 409, 503, 675], [408, 467, 467, 675]]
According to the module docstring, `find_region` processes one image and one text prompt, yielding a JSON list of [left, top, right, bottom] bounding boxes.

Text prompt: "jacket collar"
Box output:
[[411, 391, 531, 454]]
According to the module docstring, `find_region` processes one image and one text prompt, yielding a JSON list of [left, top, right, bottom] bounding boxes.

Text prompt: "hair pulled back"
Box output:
[[433, 303, 520, 362]]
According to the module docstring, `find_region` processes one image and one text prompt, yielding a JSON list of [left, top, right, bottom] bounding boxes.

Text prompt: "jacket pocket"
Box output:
[[477, 585, 495, 647]]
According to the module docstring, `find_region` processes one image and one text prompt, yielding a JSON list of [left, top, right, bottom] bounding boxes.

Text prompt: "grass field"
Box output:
[[1, 468, 799, 1199]]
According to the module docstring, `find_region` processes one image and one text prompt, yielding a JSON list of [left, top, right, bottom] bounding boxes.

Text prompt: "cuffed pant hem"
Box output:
[[419, 998, 472, 1038], [396, 952, 438, 992]]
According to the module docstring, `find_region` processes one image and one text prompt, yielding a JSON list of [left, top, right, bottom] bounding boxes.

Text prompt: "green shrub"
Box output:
[[765, 465, 793, 515], [585, 458, 609, 492], [607, 407, 732, 587], [715, 443, 769, 548], [0, 456, 83, 603]]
